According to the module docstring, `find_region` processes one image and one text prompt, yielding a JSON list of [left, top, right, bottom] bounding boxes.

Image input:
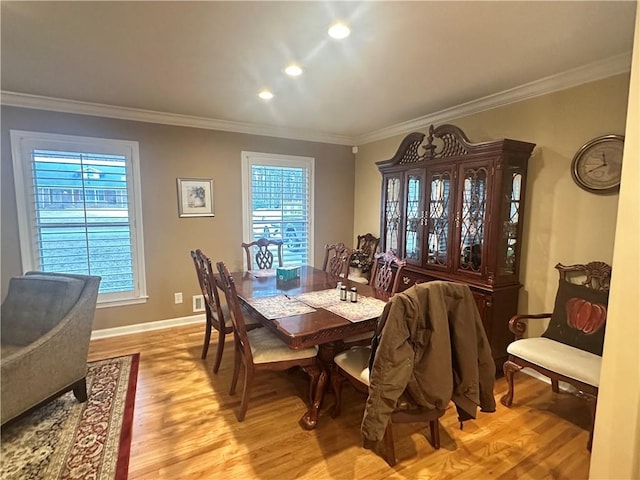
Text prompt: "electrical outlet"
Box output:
[[174, 292, 183, 304], [193, 294, 205, 312]]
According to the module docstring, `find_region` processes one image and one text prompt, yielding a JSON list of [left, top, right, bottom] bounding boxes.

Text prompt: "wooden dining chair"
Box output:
[[356, 233, 380, 268], [341, 251, 406, 348], [190, 249, 260, 373], [369, 250, 407, 294], [241, 237, 284, 270], [322, 242, 355, 278], [216, 261, 320, 422], [331, 346, 442, 466]]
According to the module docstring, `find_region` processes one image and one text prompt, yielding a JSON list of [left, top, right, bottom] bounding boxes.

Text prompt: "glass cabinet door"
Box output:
[[382, 175, 402, 255], [457, 163, 490, 274], [404, 170, 424, 264], [499, 165, 525, 276], [425, 166, 454, 269]]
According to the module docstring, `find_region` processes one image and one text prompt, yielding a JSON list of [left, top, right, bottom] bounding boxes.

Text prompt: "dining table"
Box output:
[[229, 265, 391, 429]]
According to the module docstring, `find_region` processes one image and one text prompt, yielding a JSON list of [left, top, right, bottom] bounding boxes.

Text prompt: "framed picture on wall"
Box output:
[[177, 178, 214, 217]]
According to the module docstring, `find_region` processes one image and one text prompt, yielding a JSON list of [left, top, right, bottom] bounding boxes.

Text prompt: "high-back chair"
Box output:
[[191, 249, 234, 372], [356, 233, 380, 269], [342, 251, 407, 348], [369, 250, 407, 294], [216, 261, 320, 422], [501, 261, 611, 450], [322, 242, 355, 278], [241, 238, 284, 270]]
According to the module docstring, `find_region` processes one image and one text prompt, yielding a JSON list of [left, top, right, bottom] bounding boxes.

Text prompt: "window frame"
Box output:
[[241, 151, 315, 269], [10, 130, 148, 308]]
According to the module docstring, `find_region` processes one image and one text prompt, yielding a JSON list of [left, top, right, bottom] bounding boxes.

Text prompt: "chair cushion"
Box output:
[[507, 337, 601, 387], [542, 279, 608, 355], [247, 328, 317, 364], [1, 274, 85, 346], [334, 346, 372, 385]]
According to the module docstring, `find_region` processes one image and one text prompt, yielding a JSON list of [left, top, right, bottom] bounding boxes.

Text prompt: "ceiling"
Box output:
[[1, 1, 637, 145]]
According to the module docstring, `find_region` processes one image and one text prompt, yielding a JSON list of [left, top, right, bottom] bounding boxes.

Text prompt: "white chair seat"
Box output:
[[334, 346, 372, 385], [507, 337, 601, 387], [248, 327, 318, 364], [219, 304, 259, 329], [347, 275, 369, 285]]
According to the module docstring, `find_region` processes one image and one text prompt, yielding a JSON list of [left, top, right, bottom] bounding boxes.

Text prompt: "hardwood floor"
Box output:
[[88, 324, 592, 479]]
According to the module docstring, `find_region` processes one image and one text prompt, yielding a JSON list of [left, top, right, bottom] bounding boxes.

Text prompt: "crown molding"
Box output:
[[1, 52, 631, 148], [0, 91, 355, 146], [353, 52, 633, 145]]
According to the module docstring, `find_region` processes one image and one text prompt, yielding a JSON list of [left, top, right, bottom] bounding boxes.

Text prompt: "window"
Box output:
[[241, 152, 314, 268], [10, 130, 147, 307]]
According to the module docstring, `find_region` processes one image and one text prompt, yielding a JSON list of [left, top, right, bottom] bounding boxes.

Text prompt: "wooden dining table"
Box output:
[[230, 265, 390, 429]]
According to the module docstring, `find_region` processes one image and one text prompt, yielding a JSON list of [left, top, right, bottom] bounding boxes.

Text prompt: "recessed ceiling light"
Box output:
[[328, 21, 350, 39], [258, 89, 274, 100], [285, 64, 303, 77]]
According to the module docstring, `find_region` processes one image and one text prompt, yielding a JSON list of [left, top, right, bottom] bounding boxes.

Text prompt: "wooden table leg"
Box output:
[[299, 369, 327, 430], [298, 341, 343, 430]]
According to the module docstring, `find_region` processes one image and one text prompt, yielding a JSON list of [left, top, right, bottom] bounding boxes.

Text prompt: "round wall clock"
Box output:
[[571, 134, 624, 194]]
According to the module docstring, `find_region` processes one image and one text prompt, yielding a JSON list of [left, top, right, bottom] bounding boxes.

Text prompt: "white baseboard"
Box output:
[[91, 314, 205, 340]]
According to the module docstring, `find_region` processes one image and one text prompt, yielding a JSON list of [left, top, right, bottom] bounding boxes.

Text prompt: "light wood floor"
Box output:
[[88, 323, 592, 479]]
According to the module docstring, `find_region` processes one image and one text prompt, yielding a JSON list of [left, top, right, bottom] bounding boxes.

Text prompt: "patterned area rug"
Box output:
[[1, 354, 139, 480]]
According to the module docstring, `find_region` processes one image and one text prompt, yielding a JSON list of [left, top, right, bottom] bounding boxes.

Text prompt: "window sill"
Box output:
[[97, 295, 149, 309]]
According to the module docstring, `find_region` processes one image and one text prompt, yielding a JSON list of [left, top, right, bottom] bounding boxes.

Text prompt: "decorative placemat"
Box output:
[[295, 289, 342, 308], [295, 289, 387, 323], [324, 296, 387, 323], [245, 294, 316, 319]]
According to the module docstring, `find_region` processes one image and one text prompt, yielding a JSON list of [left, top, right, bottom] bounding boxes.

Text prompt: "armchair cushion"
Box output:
[[507, 337, 602, 386], [1, 274, 84, 346], [542, 279, 608, 356]]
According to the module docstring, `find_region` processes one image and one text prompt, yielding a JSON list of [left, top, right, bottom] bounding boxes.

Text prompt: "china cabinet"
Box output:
[[377, 124, 536, 370]]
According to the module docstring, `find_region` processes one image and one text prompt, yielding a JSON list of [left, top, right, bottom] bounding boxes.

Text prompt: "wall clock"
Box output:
[[571, 134, 624, 194]]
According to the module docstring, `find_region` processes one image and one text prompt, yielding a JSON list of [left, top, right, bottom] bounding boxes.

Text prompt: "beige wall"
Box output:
[[354, 74, 630, 332], [591, 6, 640, 478], [1, 108, 355, 330]]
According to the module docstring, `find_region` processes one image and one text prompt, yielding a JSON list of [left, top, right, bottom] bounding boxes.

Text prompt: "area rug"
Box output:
[[1, 353, 139, 480]]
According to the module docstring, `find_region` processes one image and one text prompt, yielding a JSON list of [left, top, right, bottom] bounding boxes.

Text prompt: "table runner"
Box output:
[[295, 289, 387, 323], [244, 294, 316, 319]]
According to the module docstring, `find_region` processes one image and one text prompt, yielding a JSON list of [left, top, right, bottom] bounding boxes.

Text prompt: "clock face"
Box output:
[[571, 135, 624, 194]]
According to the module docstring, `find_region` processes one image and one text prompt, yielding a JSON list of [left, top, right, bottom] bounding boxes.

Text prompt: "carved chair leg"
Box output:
[[212, 328, 225, 374], [500, 359, 522, 407], [201, 318, 212, 359], [429, 420, 441, 449], [72, 378, 88, 402], [382, 422, 397, 466], [237, 365, 254, 422], [229, 347, 241, 396], [551, 379, 560, 393]]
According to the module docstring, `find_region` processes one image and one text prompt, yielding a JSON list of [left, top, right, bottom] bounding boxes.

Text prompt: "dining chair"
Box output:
[[331, 346, 442, 466], [369, 250, 407, 294], [322, 242, 355, 278], [341, 250, 406, 348], [356, 233, 380, 267], [190, 249, 259, 373], [216, 261, 320, 422], [241, 237, 284, 270]]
